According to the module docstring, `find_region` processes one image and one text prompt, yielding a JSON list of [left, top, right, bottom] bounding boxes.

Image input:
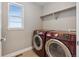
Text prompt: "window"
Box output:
[[8, 3, 24, 29]]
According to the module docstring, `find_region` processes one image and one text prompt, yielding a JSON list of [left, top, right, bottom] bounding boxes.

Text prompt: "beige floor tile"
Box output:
[[16, 50, 39, 57]]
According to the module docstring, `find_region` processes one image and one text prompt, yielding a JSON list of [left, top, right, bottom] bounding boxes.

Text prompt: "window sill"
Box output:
[[8, 28, 24, 31]]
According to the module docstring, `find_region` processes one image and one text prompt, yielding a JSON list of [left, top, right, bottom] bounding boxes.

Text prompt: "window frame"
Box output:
[[8, 3, 24, 30]]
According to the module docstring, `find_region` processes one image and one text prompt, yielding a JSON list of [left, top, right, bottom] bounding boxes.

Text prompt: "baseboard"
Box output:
[[3, 46, 32, 57]]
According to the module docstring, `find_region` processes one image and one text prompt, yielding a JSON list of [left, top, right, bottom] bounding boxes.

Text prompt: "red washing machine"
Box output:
[[45, 31, 76, 57], [32, 30, 47, 57]]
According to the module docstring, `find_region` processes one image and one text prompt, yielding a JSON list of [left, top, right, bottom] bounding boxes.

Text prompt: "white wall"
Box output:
[[42, 2, 76, 32], [42, 2, 76, 16], [20, 2, 43, 48], [2, 2, 42, 56]]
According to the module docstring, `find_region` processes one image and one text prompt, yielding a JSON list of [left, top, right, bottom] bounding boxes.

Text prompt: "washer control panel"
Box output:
[[63, 34, 70, 40], [46, 32, 76, 41]]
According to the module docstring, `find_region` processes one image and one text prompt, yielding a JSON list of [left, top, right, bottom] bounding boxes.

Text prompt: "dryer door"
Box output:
[[45, 39, 72, 57], [33, 35, 43, 50]]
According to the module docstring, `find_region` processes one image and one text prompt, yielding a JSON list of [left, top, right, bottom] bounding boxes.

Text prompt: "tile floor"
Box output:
[[16, 49, 38, 57]]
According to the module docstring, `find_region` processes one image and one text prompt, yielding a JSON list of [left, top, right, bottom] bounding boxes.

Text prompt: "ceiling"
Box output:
[[34, 2, 49, 6], [18, 2, 50, 7]]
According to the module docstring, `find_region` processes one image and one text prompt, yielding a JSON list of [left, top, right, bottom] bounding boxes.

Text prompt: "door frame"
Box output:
[[0, 2, 2, 56]]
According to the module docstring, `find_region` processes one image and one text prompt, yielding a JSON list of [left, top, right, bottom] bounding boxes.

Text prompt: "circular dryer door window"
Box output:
[[45, 39, 72, 57], [33, 35, 43, 50], [35, 36, 41, 47]]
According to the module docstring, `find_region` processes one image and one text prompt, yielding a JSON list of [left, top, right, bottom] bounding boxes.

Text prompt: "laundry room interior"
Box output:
[[0, 2, 79, 57]]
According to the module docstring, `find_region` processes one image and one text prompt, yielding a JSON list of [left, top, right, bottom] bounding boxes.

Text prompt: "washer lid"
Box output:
[[33, 35, 43, 50], [45, 39, 72, 57]]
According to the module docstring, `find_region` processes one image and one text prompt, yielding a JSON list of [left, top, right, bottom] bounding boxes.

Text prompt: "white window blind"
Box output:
[[8, 3, 24, 29]]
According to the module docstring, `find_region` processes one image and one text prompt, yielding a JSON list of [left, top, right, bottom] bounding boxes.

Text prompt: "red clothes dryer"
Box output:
[[32, 30, 47, 57], [45, 31, 76, 57]]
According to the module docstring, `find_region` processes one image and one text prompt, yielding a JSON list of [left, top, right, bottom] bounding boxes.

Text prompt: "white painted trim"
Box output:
[[0, 2, 2, 57], [3, 46, 32, 57]]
